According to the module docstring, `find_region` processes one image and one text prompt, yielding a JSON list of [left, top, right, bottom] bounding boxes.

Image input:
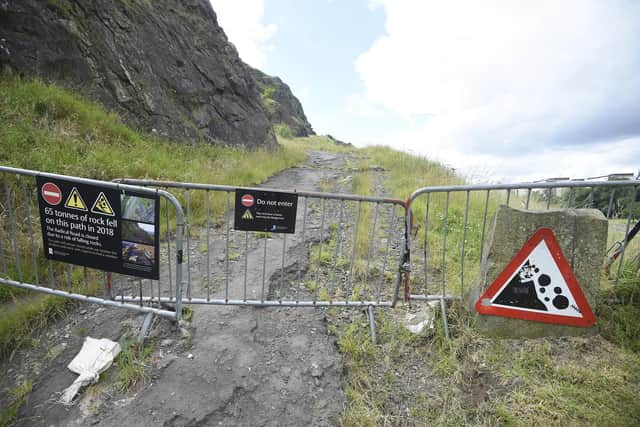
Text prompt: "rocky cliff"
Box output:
[[249, 67, 314, 137], [0, 0, 282, 148]]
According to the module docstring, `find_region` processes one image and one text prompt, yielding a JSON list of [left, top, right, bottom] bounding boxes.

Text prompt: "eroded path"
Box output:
[[3, 150, 364, 426]]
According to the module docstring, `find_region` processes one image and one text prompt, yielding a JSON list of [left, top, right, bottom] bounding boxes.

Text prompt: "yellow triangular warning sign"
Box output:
[[91, 192, 115, 216], [64, 187, 87, 211], [242, 209, 254, 220]]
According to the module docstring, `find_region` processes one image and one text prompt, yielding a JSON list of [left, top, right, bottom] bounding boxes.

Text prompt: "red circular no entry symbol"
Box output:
[[241, 194, 254, 207], [42, 182, 62, 206]]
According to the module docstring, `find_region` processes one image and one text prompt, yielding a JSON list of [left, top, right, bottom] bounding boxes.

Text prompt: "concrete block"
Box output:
[[473, 206, 607, 338]]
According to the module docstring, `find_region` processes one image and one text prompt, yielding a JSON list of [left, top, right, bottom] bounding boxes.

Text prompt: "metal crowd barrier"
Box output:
[[115, 179, 407, 314], [0, 166, 184, 320], [405, 175, 639, 336]]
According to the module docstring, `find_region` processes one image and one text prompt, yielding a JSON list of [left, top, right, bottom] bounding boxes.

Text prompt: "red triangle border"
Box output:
[[475, 227, 596, 327]]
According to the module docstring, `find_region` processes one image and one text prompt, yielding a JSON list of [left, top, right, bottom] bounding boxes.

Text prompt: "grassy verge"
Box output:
[[0, 380, 32, 427], [332, 144, 640, 425], [115, 340, 155, 392], [0, 76, 308, 360]]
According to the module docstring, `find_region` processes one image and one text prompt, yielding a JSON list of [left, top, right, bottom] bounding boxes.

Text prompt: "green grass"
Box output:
[[337, 299, 640, 426], [115, 340, 154, 393], [0, 76, 308, 361], [0, 379, 32, 427], [360, 145, 500, 296]]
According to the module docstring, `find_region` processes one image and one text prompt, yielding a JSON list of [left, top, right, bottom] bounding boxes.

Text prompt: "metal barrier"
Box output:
[[115, 179, 407, 315], [0, 166, 184, 320], [405, 175, 639, 336]]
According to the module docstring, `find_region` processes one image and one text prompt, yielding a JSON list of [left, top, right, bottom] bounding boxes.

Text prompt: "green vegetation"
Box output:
[[115, 340, 154, 392], [329, 144, 640, 425], [274, 123, 293, 139], [0, 379, 32, 427], [0, 76, 306, 360], [337, 297, 640, 426], [259, 83, 277, 115]]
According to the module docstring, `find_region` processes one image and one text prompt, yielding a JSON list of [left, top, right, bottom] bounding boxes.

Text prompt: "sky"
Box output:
[[209, 0, 640, 183]]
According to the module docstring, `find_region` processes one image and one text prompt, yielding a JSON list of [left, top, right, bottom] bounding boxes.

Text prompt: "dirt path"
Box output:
[[2, 150, 361, 426]]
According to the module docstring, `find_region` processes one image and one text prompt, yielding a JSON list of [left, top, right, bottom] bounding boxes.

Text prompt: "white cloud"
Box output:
[[209, 0, 276, 68], [355, 0, 640, 181]]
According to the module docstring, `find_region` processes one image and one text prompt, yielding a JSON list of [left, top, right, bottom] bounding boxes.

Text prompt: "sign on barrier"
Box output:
[[36, 176, 160, 279], [234, 188, 298, 233]]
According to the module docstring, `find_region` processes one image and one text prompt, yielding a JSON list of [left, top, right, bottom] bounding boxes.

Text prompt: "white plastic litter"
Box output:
[[60, 337, 121, 405]]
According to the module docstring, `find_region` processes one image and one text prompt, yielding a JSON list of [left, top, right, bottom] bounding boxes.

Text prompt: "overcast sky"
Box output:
[[210, 0, 640, 182]]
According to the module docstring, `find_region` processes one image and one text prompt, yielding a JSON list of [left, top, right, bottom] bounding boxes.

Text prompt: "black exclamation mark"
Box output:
[[73, 193, 78, 206]]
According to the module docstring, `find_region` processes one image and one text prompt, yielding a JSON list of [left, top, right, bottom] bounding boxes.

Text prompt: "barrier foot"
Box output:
[[366, 305, 377, 344], [138, 312, 155, 345], [439, 297, 450, 339]]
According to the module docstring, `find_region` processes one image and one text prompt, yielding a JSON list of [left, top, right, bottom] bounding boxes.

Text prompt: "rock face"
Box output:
[[472, 206, 608, 338], [249, 67, 314, 137], [0, 0, 277, 148]]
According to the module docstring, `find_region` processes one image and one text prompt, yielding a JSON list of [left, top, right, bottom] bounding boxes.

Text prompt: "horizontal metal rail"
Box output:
[[406, 175, 639, 336], [116, 178, 405, 206], [115, 178, 407, 309], [0, 166, 185, 321], [0, 278, 177, 318]]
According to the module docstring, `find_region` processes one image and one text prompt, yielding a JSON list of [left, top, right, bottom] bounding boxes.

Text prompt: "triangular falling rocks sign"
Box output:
[[475, 228, 595, 327]]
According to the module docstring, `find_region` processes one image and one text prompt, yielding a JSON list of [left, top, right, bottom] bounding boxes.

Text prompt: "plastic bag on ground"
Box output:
[[60, 337, 121, 405]]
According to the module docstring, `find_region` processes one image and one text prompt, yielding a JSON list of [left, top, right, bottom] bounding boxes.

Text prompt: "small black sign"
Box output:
[[37, 176, 160, 280], [234, 189, 298, 234]]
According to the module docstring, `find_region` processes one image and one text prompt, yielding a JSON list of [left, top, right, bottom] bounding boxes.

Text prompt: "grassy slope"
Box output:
[[334, 145, 640, 426], [0, 76, 306, 358]]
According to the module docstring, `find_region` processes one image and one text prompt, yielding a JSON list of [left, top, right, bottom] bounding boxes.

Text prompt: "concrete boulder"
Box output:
[[472, 206, 607, 338]]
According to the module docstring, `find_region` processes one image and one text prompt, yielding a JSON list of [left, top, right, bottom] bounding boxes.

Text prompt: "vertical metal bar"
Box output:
[[185, 190, 192, 300], [172, 193, 185, 321], [329, 200, 346, 303], [441, 192, 450, 299], [243, 231, 248, 302], [119, 274, 124, 303], [478, 190, 490, 263], [567, 188, 575, 208], [314, 198, 327, 304], [424, 193, 431, 294], [206, 190, 211, 302], [364, 203, 380, 287], [4, 174, 22, 281], [607, 189, 616, 218], [103, 272, 108, 299], [440, 297, 450, 339], [546, 189, 552, 210], [48, 261, 55, 289], [368, 305, 377, 344], [586, 188, 594, 208], [346, 201, 362, 303], [0, 212, 6, 275], [525, 188, 532, 210], [105, 272, 112, 300], [376, 206, 397, 303], [66, 264, 72, 292], [83, 266, 88, 291], [615, 186, 638, 285], [460, 191, 470, 297], [138, 279, 143, 307], [506, 189, 511, 207], [296, 197, 308, 304], [225, 192, 231, 303], [261, 235, 268, 303], [280, 234, 286, 303], [165, 197, 173, 300], [20, 178, 39, 285]]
